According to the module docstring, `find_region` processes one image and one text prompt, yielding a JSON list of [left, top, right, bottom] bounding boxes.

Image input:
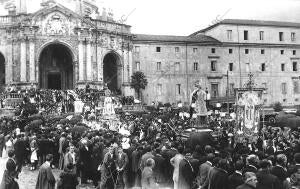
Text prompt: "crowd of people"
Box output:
[[0, 89, 300, 189]]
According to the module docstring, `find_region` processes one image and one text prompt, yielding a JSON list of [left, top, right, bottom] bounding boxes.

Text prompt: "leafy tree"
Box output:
[[273, 102, 283, 112], [130, 71, 148, 100]]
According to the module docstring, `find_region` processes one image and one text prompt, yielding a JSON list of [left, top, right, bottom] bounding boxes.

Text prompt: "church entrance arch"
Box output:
[[0, 53, 5, 92], [39, 43, 74, 90], [103, 52, 122, 93]]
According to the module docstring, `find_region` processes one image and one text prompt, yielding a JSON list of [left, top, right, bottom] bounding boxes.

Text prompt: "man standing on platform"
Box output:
[[190, 81, 208, 125]]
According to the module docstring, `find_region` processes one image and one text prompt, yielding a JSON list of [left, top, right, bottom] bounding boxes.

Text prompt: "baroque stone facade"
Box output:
[[1, 1, 300, 107], [0, 2, 134, 95]]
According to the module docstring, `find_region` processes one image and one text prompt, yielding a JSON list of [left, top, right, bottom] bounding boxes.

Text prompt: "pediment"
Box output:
[[27, 4, 95, 36]]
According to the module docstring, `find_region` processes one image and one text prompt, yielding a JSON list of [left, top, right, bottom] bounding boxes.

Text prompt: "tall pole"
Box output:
[[227, 70, 230, 114]]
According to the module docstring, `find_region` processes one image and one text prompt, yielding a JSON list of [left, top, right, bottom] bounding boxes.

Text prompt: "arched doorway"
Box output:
[[39, 43, 73, 90], [0, 53, 5, 92], [103, 52, 122, 93]]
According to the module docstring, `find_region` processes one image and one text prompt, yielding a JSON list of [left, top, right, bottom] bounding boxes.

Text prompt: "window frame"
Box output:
[[193, 62, 198, 71], [211, 61, 217, 71], [261, 63, 266, 72], [293, 61, 298, 71], [156, 46, 161, 52], [259, 31, 264, 40], [244, 30, 248, 40], [156, 62, 161, 71], [135, 61, 140, 71], [227, 30, 232, 40], [279, 32, 284, 41]]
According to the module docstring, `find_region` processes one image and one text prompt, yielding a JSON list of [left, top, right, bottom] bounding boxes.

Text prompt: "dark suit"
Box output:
[[58, 169, 78, 189], [14, 138, 26, 172], [256, 169, 281, 189], [206, 167, 228, 189], [0, 158, 19, 189], [198, 161, 212, 188], [0, 134, 4, 158], [270, 165, 287, 188], [228, 171, 243, 189], [236, 183, 256, 189], [152, 153, 166, 184], [115, 152, 129, 188], [131, 149, 141, 186], [287, 164, 300, 177], [35, 162, 55, 189], [78, 146, 92, 184], [243, 164, 258, 174], [178, 157, 195, 189]]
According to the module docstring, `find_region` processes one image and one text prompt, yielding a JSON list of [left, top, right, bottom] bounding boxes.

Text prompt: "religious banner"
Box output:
[[235, 88, 263, 137], [74, 100, 84, 113]]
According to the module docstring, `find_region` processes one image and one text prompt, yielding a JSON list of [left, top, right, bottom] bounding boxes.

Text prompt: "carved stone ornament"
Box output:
[[44, 13, 69, 35]]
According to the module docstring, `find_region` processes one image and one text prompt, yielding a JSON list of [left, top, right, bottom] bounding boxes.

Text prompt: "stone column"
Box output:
[[96, 43, 102, 82], [20, 38, 26, 82], [78, 39, 84, 81], [86, 40, 92, 81], [29, 39, 35, 82], [128, 50, 133, 83], [5, 39, 13, 84], [123, 50, 128, 83]]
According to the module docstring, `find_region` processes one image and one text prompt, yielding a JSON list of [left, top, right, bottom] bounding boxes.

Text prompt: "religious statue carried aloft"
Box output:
[[190, 81, 208, 123]]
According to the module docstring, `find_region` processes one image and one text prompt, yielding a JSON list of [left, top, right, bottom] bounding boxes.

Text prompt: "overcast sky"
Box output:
[[1, 0, 300, 36]]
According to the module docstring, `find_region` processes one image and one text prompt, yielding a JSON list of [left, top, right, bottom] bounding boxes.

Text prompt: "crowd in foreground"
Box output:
[[0, 95, 300, 189]]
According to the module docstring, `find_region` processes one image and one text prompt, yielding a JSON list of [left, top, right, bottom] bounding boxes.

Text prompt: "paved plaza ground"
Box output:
[[0, 157, 97, 189], [0, 157, 169, 189]]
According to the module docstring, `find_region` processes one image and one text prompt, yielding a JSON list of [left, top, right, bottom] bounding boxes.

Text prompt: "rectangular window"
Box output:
[[193, 62, 198, 71], [259, 31, 264, 40], [281, 63, 285, 71], [211, 61, 217, 71], [175, 47, 180, 53], [229, 49, 233, 54], [294, 81, 299, 94], [156, 62, 161, 71], [282, 83, 287, 94], [245, 49, 249, 54], [281, 50, 284, 55], [176, 84, 181, 95], [229, 63, 233, 71], [293, 62, 298, 71], [211, 83, 219, 98], [211, 48, 216, 53], [227, 30, 232, 40], [246, 63, 250, 72], [175, 62, 180, 72], [156, 47, 161, 52], [279, 32, 284, 41], [230, 83, 235, 95], [261, 49, 265, 54], [157, 84, 162, 95], [261, 63, 266, 71], [291, 32, 296, 41], [193, 48, 198, 53], [293, 50, 296, 55], [135, 62, 140, 71], [244, 30, 248, 40], [134, 46, 140, 53]]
